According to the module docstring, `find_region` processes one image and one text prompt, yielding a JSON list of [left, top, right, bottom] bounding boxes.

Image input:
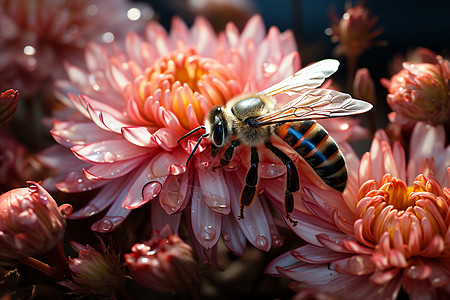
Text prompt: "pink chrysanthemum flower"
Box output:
[[44, 15, 362, 254], [0, 0, 153, 96], [382, 55, 450, 126], [266, 122, 450, 299], [0, 182, 72, 268]]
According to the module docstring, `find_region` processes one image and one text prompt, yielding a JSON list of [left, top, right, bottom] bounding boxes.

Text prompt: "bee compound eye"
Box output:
[[213, 123, 224, 146]]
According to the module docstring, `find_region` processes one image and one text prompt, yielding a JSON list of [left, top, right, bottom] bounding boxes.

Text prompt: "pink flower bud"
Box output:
[[382, 56, 450, 125], [328, 2, 384, 59], [0, 90, 18, 128], [0, 182, 71, 267], [59, 238, 125, 298], [124, 225, 198, 292], [353, 68, 376, 104]]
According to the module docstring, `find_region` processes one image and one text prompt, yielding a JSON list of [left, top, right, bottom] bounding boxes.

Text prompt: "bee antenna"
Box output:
[[177, 125, 206, 144], [185, 132, 209, 166]]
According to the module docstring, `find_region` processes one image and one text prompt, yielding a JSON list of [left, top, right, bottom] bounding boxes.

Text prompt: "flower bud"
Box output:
[[0, 90, 18, 128], [353, 68, 376, 104], [124, 225, 198, 292], [0, 182, 71, 267], [328, 2, 383, 59], [59, 238, 125, 298], [382, 56, 450, 125]]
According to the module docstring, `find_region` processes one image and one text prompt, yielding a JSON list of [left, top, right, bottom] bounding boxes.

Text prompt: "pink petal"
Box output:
[[190, 181, 222, 249], [51, 121, 119, 147], [331, 255, 375, 275], [264, 250, 301, 276], [408, 123, 445, 185], [122, 162, 164, 209], [55, 169, 106, 193], [83, 157, 146, 180], [226, 171, 271, 252], [291, 244, 350, 264], [150, 198, 181, 233], [370, 268, 401, 285], [159, 172, 190, 214], [122, 126, 158, 147], [197, 166, 231, 215], [70, 177, 129, 219], [221, 213, 246, 256], [71, 139, 150, 163]]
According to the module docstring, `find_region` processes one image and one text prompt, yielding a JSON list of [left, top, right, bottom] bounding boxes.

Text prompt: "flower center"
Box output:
[[134, 49, 239, 130], [355, 173, 449, 258]]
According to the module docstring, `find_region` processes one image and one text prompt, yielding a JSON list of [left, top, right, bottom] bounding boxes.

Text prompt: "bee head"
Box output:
[[205, 106, 229, 147]]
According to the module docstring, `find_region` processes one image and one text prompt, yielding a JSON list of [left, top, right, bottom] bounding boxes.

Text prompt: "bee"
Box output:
[[179, 59, 372, 225]]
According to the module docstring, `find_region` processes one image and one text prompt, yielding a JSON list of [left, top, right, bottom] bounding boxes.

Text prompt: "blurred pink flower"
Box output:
[[124, 224, 198, 292], [0, 182, 72, 267], [382, 55, 450, 126], [328, 2, 384, 59], [0, 89, 18, 128], [43, 15, 363, 255], [266, 122, 450, 299], [0, 0, 153, 96], [59, 238, 126, 298]]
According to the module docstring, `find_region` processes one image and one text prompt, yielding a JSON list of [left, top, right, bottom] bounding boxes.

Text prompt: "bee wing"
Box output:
[[262, 59, 340, 96], [253, 88, 373, 126]]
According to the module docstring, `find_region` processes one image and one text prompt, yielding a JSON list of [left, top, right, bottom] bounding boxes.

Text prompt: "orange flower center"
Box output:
[[133, 49, 239, 130], [355, 174, 449, 258]]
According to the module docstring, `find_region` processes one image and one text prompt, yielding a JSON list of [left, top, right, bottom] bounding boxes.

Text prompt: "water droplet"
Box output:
[[203, 192, 230, 214], [263, 62, 278, 76], [142, 181, 162, 201], [431, 276, 447, 286], [272, 235, 285, 247], [81, 204, 100, 216], [259, 163, 285, 179], [223, 233, 231, 241], [97, 219, 114, 231], [103, 151, 117, 163], [161, 191, 184, 213], [255, 235, 268, 249], [200, 225, 216, 241]]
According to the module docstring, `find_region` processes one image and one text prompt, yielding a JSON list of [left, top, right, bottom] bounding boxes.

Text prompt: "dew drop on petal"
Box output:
[[80, 204, 100, 217], [255, 234, 268, 249], [272, 234, 285, 247], [259, 163, 285, 179], [223, 233, 231, 242], [127, 8, 141, 21], [200, 225, 216, 241], [142, 181, 162, 201], [103, 151, 117, 163], [263, 62, 278, 77], [98, 219, 114, 231]]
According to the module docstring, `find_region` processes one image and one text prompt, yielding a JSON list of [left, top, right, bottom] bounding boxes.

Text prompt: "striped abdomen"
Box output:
[[275, 120, 347, 192]]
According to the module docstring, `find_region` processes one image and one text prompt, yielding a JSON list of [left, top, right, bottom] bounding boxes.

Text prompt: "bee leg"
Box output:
[[239, 146, 259, 219], [265, 142, 299, 226], [212, 140, 241, 171]]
